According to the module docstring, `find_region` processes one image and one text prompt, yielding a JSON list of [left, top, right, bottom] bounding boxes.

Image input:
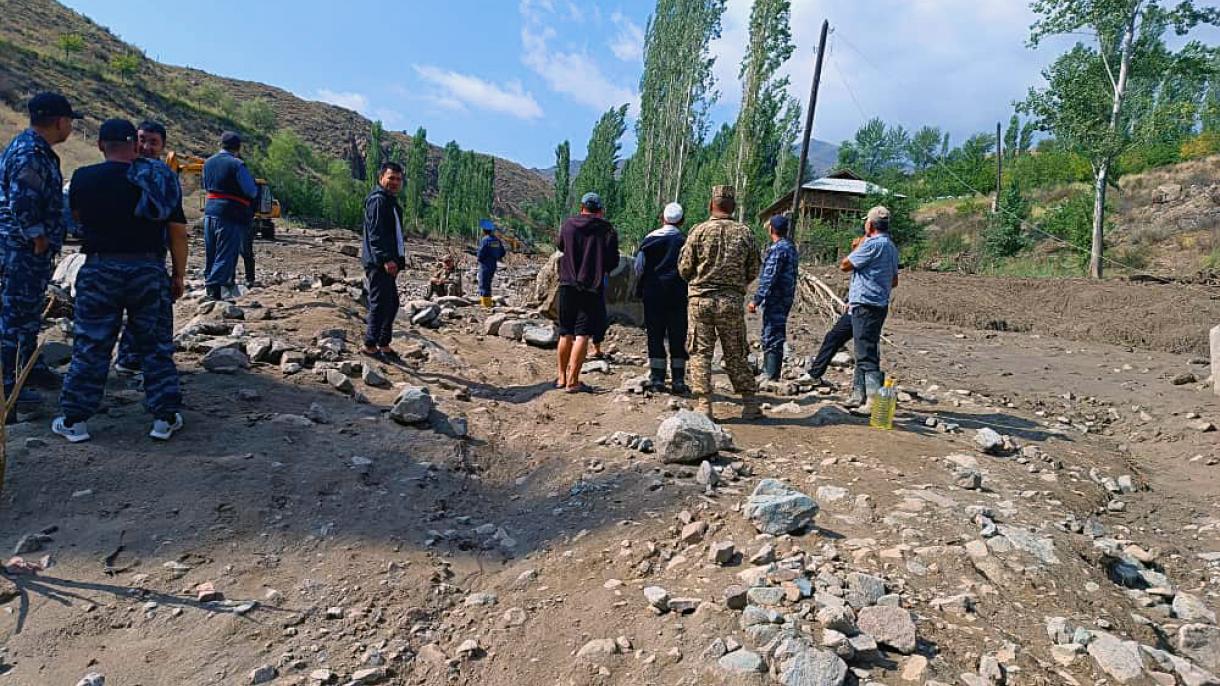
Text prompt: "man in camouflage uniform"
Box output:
[[678, 185, 763, 421], [748, 214, 799, 381], [0, 92, 81, 409]]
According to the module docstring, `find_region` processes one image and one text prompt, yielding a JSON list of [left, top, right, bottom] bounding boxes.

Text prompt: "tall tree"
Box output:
[[572, 105, 629, 218], [620, 0, 727, 230], [907, 125, 946, 171], [366, 121, 384, 185], [1022, 0, 1219, 278], [729, 0, 796, 222], [553, 140, 572, 224], [431, 141, 463, 235], [837, 118, 910, 179], [404, 126, 428, 227]]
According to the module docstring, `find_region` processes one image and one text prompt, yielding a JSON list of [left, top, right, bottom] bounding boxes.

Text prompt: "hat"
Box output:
[[769, 215, 790, 234], [581, 192, 603, 212], [866, 206, 891, 224], [28, 92, 84, 120], [479, 219, 496, 232], [663, 202, 684, 224], [98, 118, 137, 143], [711, 185, 736, 202], [221, 131, 242, 149]]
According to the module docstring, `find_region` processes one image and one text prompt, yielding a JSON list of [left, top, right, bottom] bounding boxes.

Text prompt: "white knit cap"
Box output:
[[663, 202, 684, 224]]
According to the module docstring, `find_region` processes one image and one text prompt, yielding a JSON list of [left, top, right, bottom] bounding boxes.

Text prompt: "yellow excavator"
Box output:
[[166, 151, 282, 240]]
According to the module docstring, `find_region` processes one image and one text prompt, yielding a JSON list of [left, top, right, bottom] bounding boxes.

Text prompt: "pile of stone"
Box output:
[[597, 431, 655, 454], [1046, 616, 1218, 684], [483, 312, 560, 348]]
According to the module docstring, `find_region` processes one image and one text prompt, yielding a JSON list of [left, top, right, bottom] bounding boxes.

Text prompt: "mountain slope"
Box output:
[[0, 0, 551, 221]]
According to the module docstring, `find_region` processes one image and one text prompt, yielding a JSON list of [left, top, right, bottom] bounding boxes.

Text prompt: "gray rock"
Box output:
[[389, 386, 434, 425], [75, 675, 105, 686], [1173, 593, 1217, 624], [668, 597, 701, 614], [657, 410, 727, 464], [856, 606, 917, 654], [484, 313, 509, 335], [978, 655, 1005, 684], [718, 649, 766, 674], [743, 479, 818, 535], [249, 664, 277, 684], [955, 468, 983, 490], [463, 592, 497, 607], [709, 541, 736, 565], [361, 365, 391, 389], [498, 319, 528, 341], [746, 586, 785, 607], [974, 427, 1006, 455], [996, 524, 1059, 564], [1141, 646, 1220, 686], [577, 638, 621, 658], [522, 323, 559, 347], [846, 573, 887, 606], [1087, 631, 1146, 683], [723, 585, 748, 610], [202, 347, 249, 373], [697, 460, 719, 487], [775, 643, 848, 686], [816, 605, 858, 635], [1179, 624, 1220, 672], [643, 586, 670, 611], [411, 305, 440, 326], [325, 370, 354, 394]]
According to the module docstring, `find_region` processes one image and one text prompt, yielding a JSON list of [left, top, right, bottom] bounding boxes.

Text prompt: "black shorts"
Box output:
[[556, 284, 607, 337]]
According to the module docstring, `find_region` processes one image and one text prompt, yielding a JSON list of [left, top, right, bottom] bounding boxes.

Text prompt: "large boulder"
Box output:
[[656, 410, 726, 464], [743, 479, 818, 535], [774, 643, 848, 686], [1179, 624, 1220, 672], [202, 347, 249, 373], [522, 322, 559, 348], [1087, 631, 1147, 683], [530, 251, 642, 325], [390, 386, 434, 425], [856, 606, 917, 654]]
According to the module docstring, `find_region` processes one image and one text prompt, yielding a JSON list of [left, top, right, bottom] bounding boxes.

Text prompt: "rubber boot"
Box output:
[[480, 296, 493, 308], [844, 368, 866, 408], [741, 395, 764, 420], [852, 371, 885, 417], [646, 360, 667, 392], [695, 395, 715, 421], [670, 362, 690, 395], [204, 285, 222, 302], [763, 351, 782, 381]]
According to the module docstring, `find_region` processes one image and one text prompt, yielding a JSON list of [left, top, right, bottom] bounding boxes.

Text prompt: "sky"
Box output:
[[60, 0, 1218, 170]]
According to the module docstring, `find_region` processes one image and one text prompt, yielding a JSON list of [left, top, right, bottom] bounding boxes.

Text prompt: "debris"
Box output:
[[743, 479, 818, 535]]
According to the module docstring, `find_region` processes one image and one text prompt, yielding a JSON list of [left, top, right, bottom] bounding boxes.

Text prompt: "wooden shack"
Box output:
[[758, 169, 903, 227]]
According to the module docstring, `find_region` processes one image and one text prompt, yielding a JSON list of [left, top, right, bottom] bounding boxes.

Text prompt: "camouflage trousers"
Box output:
[[59, 258, 181, 422], [687, 293, 757, 398], [115, 266, 175, 372], [760, 299, 793, 354], [1, 243, 53, 393]]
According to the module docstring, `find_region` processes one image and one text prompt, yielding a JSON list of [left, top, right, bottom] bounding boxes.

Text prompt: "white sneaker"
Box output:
[[51, 416, 91, 443], [149, 413, 183, 441], [113, 362, 141, 376]]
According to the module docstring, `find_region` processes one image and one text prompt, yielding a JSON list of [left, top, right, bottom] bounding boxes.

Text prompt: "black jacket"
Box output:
[[634, 225, 686, 299], [361, 186, 405, 269]]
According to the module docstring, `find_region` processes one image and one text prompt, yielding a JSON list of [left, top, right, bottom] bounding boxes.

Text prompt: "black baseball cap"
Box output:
[[28, 92, 84, 120], [98, 118, 137, 143], [221, 131, 242, 149]]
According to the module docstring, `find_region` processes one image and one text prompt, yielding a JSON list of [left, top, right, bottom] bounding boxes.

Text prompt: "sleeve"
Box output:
[[476, 236, 490, 262], [753, 247, 778, 306], [677, 231, 696, 282], [633, 249, 645, 277], [9, 152, 53, 240], [364, 195, 393, 264], [496, 238, 507, 261], [848, 239, 880, 270], [236, 162, 259, 201], [744, 233, 761, 285], [605, 228, 620, 278]]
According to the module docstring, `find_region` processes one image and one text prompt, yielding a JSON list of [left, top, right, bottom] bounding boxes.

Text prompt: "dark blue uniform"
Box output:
[[476, 233, 506, 297], [753, 237, 798, 355], [361, 185, 405, 349], [634, 225, 688, 381], [60, 160, 181, 423], [202, 150, 257, 293], [0, 129, 67, 401]]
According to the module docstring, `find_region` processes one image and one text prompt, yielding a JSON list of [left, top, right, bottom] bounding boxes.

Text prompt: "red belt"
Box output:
[[206, 192, 252, 207]]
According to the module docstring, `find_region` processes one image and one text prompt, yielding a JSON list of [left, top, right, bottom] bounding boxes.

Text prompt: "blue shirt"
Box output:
[[753, 237, 798, 308], [477, 234, 506, 265], [847, 233, 899, 307], [0, 128, 66, 250], [202, 150, 258, 223]]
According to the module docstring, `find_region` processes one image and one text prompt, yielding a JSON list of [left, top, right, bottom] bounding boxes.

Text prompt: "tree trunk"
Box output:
[[1090, 160, 1108, 279], [1092, 1, 1139, 279]]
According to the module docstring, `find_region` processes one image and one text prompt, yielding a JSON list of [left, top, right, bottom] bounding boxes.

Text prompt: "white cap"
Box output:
[[663, 202, 684, 224]]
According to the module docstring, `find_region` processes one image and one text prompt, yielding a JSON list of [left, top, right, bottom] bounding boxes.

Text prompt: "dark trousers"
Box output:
[[60, 259, 181, 422], [477, 262, 495, 297], [364, 265, 399, 348], [761, 301, 793, 354], [241, 223, 255, 284], [643, 285, 688, 362], [1, 244, 53, 394], [203, 216, 248, 288], [808, 304, 889, 378]]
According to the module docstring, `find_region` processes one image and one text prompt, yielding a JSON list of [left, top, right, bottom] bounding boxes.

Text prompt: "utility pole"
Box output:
[[992, 121, 1002, 213], [791, 20, 830, 237]]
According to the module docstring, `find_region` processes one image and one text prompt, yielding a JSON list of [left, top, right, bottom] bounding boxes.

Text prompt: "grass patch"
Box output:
[[980, 253, 1084, 278]]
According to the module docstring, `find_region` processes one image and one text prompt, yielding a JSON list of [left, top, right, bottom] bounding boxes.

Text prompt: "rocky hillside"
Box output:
[[0, 0, 552, 221]]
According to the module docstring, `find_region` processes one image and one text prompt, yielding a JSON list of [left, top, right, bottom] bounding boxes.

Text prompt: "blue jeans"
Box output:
[[807, 304, 888, 378], [203, 215, 247, 288]]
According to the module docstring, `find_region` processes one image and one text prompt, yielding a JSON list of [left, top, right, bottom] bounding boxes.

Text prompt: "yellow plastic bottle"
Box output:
[[869, 377, 897, 430]]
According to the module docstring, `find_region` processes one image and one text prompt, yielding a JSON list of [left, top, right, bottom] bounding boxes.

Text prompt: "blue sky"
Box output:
[[61, 0, 1218, 170]]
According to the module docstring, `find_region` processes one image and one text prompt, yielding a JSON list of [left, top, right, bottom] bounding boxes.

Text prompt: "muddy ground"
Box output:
[[0, 222, 1216, 686]]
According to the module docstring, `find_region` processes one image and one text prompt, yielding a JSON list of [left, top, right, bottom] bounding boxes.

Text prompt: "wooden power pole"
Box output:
[[791, 20, 830, 234]]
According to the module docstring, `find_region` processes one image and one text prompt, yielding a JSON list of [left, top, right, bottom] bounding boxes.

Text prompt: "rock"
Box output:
[[723, 585, 749, 610], [484, 313, 509, 335], [1174, 593, 1217, 624], [202, 347, 249, 373], [577, 638, 621, 658], [522, 323, 559, 347], [350, 667, 388, 684], [361, 365, 391, 388], [743, 479, 818, 535], [955, 468, 983, 490], [846, 573, 887, 606], [996, 524, 1059, 564], [775, 643, 849, 686], [1051, 644, 1082, 666], [668, 597, 701, 614], [749, 544, 776, 566], [75, 675, 105, 686], [389, 386, 433, 425], [696, 460, 719, 487], [656, 410, 726, 464], [901, 655, 928, 681], [463, 592, 497, 607], [718, 649, 766, 674], [979, 655, 1005, 684], [930, 594, 976, 615], [815, 485, 849, 506], [249, 665, 278, 684], [1179, 624, 1220, 672], [856, 606, 917, 654], [680, 521, 708, 544], [1172, 372, 1198, 385], [455, 639, 481, 659], [581, 359, 611, 374], [709, 541, 736, 565], [974, 428, 1006, 455], [325, 370, 354, 394], [501, 607, 528, 627], [817, 605, 858, 634], [411, 305, 440, 326], [498, 319, 528, 341], [643, 586, 670, 611], [13, 533, 47, 555], [1088, 631, 1147, 683], [746, 587, 785, 607]]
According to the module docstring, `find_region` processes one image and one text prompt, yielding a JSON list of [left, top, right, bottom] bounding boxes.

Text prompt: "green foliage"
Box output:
[[553, 140, 571, 225], [404, 126, 428, 226], [866, 191, 925, 264], [322, 158, 365, 227], [428, 141, 463, 234], [366, 121, 384, 185], [108, 52, 140, 82], [1038, 191, 1102, 266], [239, 100, 277, 134], [837, 118, 910, 178], [249, 130, 324, 218], [983, 183, 1031, 258], [572, 105, 629, 219], [58, 33, 84, 62]]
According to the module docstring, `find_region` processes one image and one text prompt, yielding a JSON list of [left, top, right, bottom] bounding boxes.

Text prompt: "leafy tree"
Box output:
[[983, 182, 1031, 258], [1021, 0, 1219, 278], [430, 141, 463, 235], [837, 118, 910, 179], [404, 126, 428, 226], [366, 121, 384, 185], [553, 140, 572, 224], [572, 105, 629, 219], [239, 100, 277, 134], [907, 125, 946, 171], [58, 33, 83, 62], [109, 52, 140, 82]]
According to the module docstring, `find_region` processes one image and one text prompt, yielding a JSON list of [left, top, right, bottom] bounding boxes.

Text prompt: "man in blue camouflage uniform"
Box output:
[[202, 131, 257, 301], [0, 92, 81, 409], [748, 215, 798, 381], [52, 119, 183, 443], [475, 219, 507, 308]]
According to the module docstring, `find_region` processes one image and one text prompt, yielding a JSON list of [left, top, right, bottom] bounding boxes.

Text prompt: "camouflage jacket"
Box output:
[[753, 237, 799, 308], [0, 128, 66, 250], [677, 217, 760, 297]]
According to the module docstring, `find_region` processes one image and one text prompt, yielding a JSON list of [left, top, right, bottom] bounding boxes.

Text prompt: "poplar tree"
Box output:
[[572, 105, 629, 218], [553, 140, 572, 224], [431, 141, 463, 235], [366, 121, 383, 186], [404, 126, 428, 227]]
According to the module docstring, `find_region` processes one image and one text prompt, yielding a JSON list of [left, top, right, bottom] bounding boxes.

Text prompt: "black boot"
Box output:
[[646, 360, 667, 392], [763, 351, 782, 381], [204, 285, 222, 302], [671, 363, 690, 395]]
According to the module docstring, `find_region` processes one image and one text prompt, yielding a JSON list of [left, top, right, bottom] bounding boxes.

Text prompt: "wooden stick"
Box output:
[[0, 342, 44, 495]]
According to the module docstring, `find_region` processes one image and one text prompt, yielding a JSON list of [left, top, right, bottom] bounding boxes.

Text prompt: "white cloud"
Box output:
[[413, 65, 544, 120], [314, 89, 371, 115], [519, 1, 639, 114], [609, 12, 645, 62]]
